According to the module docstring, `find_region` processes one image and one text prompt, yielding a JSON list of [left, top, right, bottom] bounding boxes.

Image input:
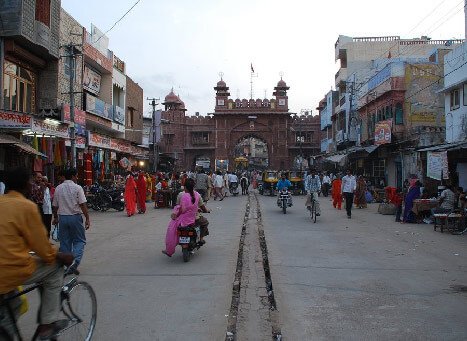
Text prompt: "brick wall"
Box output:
[[125, 76, 143, 144]]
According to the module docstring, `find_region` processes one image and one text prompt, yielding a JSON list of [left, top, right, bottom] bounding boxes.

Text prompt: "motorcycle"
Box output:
[[277, 188, 293, 214], [178, 224, 203, 262], [321, 183, 330, 197], [229, 182, 240, 196]]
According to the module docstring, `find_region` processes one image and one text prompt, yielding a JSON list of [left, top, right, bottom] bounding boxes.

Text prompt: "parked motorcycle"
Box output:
[[178, 224, 204, 262], [277, 188, 293, 214], [86, 184, 124, 212], [229, 182, 240, 196]]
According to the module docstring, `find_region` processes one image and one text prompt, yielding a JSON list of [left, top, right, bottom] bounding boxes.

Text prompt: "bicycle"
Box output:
[[0, 268, 97, 341], [307, 193, 318, 223]]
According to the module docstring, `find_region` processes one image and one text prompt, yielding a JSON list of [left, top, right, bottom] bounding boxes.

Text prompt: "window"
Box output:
[[127, 108, 134, 128], [3, 61, 35, 113], [295, 131, 313, 143], [35, 0, 51, 27], [192, 132, 209, 145], [450, 89, 460, 110], [372, 160, 385, 178], [395, 102, 403, 124]]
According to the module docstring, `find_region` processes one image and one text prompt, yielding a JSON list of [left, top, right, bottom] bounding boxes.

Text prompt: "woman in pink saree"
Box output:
[[162, 178, 200, 257], [124, 172, 137, 217]]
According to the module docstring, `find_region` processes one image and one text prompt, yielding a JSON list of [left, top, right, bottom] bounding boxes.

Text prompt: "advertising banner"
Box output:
[[86, 94, 113, 120], [32, 118, 69, 138], [0, 111, 32, 129], [427, 151, 449, 180], [83, 66, 101, 95], [87, 131, 111, 149], [374, 119, 392, 145], [113, 105, 125, 124]]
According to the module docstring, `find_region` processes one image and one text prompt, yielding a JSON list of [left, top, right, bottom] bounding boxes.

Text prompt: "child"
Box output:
[[394, 188, 403, 222]]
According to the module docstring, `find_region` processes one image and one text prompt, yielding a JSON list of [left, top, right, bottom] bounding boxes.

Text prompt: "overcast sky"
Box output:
[[62, 0, 465, 117]]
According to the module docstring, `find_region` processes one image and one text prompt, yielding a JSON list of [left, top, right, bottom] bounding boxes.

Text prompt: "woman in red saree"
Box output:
[[124, 173, 137, 217], [136, 172, 147, 214]]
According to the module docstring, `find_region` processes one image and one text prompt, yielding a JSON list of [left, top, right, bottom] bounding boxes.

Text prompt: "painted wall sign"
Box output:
[[374, 119, 392, 145], [0, 111, 32, 129]]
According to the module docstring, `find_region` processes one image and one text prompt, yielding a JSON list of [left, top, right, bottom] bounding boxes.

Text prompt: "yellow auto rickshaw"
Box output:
[[234, 156, 248, 170], [259, 170, 279, 196], [288, 170, 305, 195]]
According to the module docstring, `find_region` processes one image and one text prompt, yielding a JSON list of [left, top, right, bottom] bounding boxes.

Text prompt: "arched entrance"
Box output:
[[234, 135, 269, 170]]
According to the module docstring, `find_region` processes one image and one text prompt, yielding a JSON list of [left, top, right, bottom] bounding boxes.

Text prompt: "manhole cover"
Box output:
[[451, 285, 467, 293]]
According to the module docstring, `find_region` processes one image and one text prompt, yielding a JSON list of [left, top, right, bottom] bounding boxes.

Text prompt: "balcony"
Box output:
[[335, 68, 348, 88]]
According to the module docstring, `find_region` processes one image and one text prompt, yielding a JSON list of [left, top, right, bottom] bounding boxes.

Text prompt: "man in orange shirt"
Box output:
[[0, 167, 73, 339]]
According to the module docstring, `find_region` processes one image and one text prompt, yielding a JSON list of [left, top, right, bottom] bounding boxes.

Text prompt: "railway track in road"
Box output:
[[225, 192, 282, 340]]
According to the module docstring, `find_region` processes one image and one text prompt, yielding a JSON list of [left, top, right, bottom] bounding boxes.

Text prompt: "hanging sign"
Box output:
[[374, 119, 392, 145], [83, 66, 102, 95], [65, 135, 86, 149]]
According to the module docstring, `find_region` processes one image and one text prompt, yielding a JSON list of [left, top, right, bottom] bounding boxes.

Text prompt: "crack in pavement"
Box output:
[[225, 193, 282, 341]]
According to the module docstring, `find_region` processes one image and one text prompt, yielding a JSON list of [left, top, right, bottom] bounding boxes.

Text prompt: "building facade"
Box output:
[[158, 78, 320, 171]]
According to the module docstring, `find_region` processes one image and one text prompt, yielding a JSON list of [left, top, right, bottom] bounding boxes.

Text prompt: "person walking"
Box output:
[[42, 176, 53, 238], [125, 172, 138, 215], [52, 168, 90, 274], [331, 175, 342, 210], [136, 172, 147, 214], [195, 169, 209, 201], [213, 170, 224, 201], [341, 169, 357, 219]]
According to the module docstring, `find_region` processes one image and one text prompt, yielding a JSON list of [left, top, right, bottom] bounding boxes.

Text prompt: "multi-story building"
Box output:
[[125, 76, 143, 145], [317, 90, 338, 154], [158, 78, 320, 171], [333, 35, 464, 151], [0, 0, 67, 174]]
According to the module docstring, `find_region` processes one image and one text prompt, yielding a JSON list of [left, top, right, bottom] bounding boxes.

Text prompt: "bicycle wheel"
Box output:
[[59, 281, 97, 341]]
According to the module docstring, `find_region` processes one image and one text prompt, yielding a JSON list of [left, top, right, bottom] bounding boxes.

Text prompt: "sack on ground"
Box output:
[[378, 203, 396, 215]]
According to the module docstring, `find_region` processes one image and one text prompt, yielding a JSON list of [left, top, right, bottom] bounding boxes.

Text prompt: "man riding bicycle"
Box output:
[[305, 169, 322, 216], [0, 168, 74, 340]]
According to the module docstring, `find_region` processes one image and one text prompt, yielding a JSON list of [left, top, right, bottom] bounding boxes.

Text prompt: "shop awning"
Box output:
[[0, 134, 47, 157], [363, 145, 379, 154], [417, 141, 467, 152], [325, 154, 347, 163]]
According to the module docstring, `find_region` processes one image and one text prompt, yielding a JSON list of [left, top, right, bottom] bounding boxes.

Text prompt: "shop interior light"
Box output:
[[139, 160, 145, 167]]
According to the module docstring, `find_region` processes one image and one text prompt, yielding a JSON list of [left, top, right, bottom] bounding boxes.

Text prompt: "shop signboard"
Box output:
[[427, 151, 449, 180], [113, 105, 125, 124], [215, 159, 229, 171], [374, 119, 392, 145], [65, 135, 86, 149], [83, 66, 101, 95], [110, 139, 131, 154], [0, 111, 32, 129], [32, 118, 69, 138], [87, 131, 111, 149]]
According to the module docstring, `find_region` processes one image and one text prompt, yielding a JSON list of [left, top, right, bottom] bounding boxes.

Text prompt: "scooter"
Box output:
[[277, 188, 293, 214], [178, 224, 204, 262]]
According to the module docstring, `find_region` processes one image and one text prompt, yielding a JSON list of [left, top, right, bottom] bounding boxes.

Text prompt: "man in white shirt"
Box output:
[[52, 168, 90, 274], [322, 172, 331, 197], [213, 170, 224, 201], [223, 172, 230, 197], [341, 169, 357, 219]]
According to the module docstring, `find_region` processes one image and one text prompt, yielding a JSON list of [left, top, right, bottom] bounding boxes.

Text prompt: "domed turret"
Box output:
[[164, 88, 180, 104]]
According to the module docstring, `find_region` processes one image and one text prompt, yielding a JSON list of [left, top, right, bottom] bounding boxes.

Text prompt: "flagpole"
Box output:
[[250, 63, 257, 99]]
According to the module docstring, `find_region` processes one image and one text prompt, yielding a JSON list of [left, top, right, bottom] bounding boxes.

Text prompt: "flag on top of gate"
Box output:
[[251, 63, 254, 73]]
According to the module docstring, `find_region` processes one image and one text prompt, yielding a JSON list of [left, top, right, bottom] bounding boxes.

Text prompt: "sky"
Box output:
[[61, 0, 466, 117]]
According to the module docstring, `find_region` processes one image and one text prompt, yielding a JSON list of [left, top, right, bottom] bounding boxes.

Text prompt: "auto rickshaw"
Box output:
[[259, 170, 279, 196], [288, 170, 305, 195]]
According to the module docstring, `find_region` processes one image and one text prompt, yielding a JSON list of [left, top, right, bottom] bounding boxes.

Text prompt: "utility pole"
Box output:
[[60, 36, 82, 169], [147, 97, 160, 172]]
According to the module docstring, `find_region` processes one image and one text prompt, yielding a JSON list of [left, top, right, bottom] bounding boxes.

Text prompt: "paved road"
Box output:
[[18, 194, 247, 341], [260, 194, 467, 340]]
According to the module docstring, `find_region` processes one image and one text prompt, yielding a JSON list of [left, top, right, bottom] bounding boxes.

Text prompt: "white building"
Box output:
[[442, 42, 467, 143]]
